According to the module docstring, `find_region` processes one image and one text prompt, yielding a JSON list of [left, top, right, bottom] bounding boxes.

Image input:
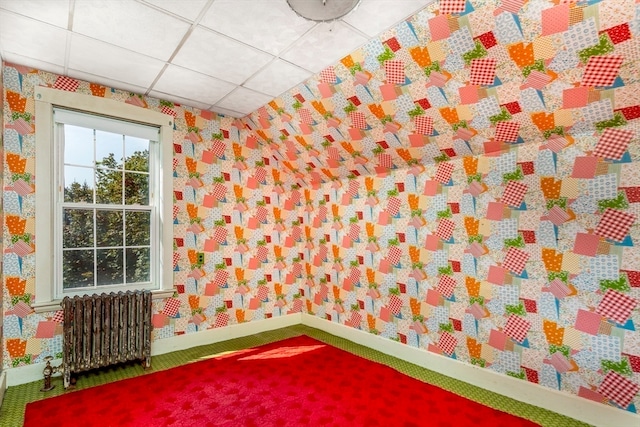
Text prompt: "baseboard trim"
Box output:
[[151, 313, 302, 356], [0, 371, 6, 408], [301, 314, 640, 427], [6, 314, 301, 387], [6, 359, 55, 387]]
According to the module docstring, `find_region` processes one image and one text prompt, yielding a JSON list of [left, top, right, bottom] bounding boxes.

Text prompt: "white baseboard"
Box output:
[[151, 313, 302, 356], [301, 314, 640, 427], [6, 313, 301, 387], [5, 359, 57, 387], [0, 371, 6, 408]]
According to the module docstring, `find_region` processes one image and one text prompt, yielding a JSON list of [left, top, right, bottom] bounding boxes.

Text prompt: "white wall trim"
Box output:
[[301, 314, 640, 427], [151, 313, 301, 356], [5, 314, 301, 387], [0, 371, 6, 408]]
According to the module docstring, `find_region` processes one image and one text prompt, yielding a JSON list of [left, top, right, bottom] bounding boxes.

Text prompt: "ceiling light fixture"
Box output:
[[286, 0, 362, 23]]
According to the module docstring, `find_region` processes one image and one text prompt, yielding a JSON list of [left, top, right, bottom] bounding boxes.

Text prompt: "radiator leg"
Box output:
[[63, 369, 72, 390], [142, 356, 151, 369]]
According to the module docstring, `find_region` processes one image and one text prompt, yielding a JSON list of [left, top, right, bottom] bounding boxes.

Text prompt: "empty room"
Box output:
[[0, 0, 639, 426]]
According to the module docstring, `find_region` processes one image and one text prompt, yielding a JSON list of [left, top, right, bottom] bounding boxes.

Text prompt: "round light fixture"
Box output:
[[287, 0, 362, 22]]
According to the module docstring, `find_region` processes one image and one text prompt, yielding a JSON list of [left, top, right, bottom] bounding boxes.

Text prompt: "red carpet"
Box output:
[[25, 335, 539, 427]]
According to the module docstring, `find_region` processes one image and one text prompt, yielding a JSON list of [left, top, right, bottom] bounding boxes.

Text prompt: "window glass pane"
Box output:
[[63, 208, 94, 248], [52, 105, 165, 298], [95, 167, 123, 204], [126, 247, 150, 283], [64, 166, 94, 203], [126, 211, 150, 246], [96, 210, 123, 247], [97, 248, 123, 286], [124, 137, 149, 172], [63, 125, 94, 167], [124, 172, 149, 205], [95, 130, 123, 170], [62, 249, 94, 289]]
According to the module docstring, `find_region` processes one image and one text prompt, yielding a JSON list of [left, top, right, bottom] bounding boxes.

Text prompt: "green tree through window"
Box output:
[[62, 147, 151, 289]]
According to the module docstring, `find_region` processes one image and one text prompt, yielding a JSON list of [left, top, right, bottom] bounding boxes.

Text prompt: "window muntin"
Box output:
[[54, 109, 158, 296]]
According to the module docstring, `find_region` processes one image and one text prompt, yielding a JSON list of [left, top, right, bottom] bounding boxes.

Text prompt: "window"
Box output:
[[56, 109, 157, 292], [35, 87, 174, 309]]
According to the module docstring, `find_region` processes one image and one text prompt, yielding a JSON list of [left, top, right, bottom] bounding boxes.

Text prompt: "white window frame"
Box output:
[[34, 87, 174, 311]]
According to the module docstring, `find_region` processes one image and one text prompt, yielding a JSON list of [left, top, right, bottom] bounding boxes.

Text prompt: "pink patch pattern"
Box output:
[[502, 247, 530, 275], [438, 332, 458, 354], [469, 58, 497, 86], [439, 0, 466, 14], [319, 67, 337, 83], [384, 60, 405, 85], [504, 315, 531, 342], [436, 219, 456, 240], [436, 275, 457, 298], [581, 55, 624, 87], [595, 289, 637, 325], [597, 371, 640, 408], [502, 181, 528, 207], [593, 128, 634, 160], [595, 208, 635, 242], [53, 76, 80, 92], [415, 116, 434, 135], [435, 162, 454, 184], [494, 121, 520, 142]]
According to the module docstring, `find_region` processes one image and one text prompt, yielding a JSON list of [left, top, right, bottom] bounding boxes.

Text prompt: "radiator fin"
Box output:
[[62, 290, 152, 389]]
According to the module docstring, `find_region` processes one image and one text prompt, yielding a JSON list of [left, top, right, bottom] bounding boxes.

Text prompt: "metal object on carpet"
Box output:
[[62, 290, 153, 389], [40, 356, 62, 392]]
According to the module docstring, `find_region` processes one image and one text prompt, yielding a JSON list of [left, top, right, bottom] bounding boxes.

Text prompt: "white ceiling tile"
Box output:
[[68, 35, 166, 88], [140, 0, 209, 21], [343, 0, 430, 37], [1, 51, 65, 75], [200, 0, 315, 56], [0, 0, 70, 28], [0, 11, 68, 66], [66, 68, 148, 95], [72, 1, 190, 61], [209, 105, 245, 118], [243, 59, 312, 97], [148, 90, 212, 111], [0, 0, 434, 118], [281, 21, 368, 73], [153, 65, 236, 106], [215, 86, 273, 116], [172, 26, 274, 84]]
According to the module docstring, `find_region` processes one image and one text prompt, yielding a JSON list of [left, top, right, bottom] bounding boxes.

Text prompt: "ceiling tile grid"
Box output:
[[0, 0, 431, 117]]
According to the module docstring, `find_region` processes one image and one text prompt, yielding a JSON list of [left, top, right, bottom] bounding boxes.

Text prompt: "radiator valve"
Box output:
[[41, 356, 63, 392]]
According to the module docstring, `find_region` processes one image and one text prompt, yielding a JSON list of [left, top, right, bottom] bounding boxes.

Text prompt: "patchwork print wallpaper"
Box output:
[[1, 66, 300, 372], [2, 0, 640, 415], [240, 0, 640, 414], [0, 63, 4, 374]]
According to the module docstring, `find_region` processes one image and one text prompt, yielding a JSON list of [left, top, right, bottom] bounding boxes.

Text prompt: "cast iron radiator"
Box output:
[[62, 290, 152, 389]]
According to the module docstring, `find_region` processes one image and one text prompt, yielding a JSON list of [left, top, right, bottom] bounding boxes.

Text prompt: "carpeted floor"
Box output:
[[1, 325, 591, 426]]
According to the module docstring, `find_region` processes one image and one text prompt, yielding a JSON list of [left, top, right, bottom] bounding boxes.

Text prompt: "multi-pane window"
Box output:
[[54, 109, 158, 295]]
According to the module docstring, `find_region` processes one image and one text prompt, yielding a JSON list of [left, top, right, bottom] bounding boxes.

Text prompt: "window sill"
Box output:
[[33, 289, 175, 313]]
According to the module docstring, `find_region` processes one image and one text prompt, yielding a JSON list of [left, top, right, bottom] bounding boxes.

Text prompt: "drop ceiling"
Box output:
[[0, 0, 430, 118]]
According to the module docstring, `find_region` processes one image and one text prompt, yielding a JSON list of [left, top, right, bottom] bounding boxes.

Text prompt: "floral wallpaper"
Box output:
[[2, 0, 640, 416]]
